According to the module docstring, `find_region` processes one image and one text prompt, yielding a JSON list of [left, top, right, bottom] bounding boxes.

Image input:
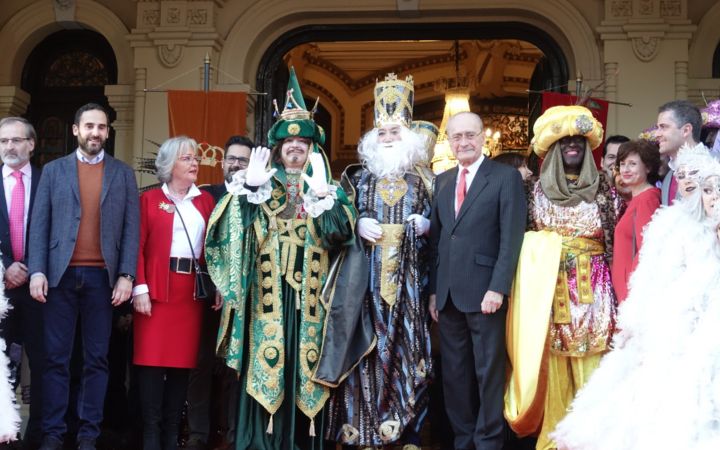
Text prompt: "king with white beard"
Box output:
[[320, 73, 435, 450]]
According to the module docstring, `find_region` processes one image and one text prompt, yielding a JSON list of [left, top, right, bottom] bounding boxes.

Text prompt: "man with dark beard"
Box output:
[[28, 103, 139, 450], [320, 73, 434, 450], [504, 105, 620, 450]]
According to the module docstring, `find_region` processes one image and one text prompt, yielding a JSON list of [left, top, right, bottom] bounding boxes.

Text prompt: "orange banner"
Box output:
[[168, 90, 247, 185]]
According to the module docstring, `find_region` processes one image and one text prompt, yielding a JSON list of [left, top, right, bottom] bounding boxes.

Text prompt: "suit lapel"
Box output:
[[441, 167, 458, 224], [29, 165, 40, 215], [0, 166, 8, 227], [101, 155, 117, 205], [453, 159, 491, 227], [67, 154, 80, 202]]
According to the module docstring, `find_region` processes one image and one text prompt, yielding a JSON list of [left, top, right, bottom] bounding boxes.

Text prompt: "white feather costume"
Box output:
[[551, 175, 720, 449], [0, 266, 21, 442]]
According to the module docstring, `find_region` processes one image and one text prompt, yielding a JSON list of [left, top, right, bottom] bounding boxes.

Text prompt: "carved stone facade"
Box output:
[[0, 0, 717, 179]]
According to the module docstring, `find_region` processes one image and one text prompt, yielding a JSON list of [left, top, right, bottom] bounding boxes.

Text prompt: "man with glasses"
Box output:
[[0, 117, 43, 447], [186, 135, 254, 450], [202, 135, 254, 202], [429, 111, 526, 450]]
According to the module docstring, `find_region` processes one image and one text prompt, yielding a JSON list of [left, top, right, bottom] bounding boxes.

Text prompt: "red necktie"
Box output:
[[9, 170, 25, 261], [456, 168, 468, 217]]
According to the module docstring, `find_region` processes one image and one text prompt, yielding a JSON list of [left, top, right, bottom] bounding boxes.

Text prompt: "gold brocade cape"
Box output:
[[205, 165, 355, 422], [504, 230, 563, 436]]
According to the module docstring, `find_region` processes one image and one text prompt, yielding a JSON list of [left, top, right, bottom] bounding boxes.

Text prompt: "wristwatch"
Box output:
[[119, 273, 135, 282]]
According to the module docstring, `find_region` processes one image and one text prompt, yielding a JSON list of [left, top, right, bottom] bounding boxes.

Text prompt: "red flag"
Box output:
[[167, 91, 247, 185], [541, 92, 609, 167]]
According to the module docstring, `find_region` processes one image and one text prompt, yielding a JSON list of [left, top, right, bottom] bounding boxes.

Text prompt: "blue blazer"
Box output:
[[0, 164, 41, 270], [28, 153, 140, 287]]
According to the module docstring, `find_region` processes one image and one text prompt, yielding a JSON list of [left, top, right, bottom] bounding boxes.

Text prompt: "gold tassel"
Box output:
[[266, 414, 274, 434], [309, 418, 316, 437]]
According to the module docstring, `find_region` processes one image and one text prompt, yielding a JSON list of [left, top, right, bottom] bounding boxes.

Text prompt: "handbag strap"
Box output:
[[168, 198, 201, 270]]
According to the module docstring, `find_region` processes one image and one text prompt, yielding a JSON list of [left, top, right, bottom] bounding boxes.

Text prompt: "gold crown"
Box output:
[[374, 73, 414, 128], [196, 142, 224, 167]]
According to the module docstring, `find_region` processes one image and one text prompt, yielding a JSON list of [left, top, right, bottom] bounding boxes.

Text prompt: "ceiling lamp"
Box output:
[[431, 40, 471, 174]]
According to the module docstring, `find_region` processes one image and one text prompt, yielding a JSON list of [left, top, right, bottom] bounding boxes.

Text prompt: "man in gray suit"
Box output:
[[656, 100, 703, 205], [28, 103, 140, 450], [429, 111, 526, 450]]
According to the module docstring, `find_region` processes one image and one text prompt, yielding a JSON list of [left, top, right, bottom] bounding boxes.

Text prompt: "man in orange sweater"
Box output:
[[28, 103, 140, 450]]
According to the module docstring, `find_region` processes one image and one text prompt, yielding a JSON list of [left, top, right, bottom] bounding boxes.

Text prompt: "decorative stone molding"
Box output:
[[631, 36, 660, 61], [0, 86, 30, 117], [610, 0, 632, 18], [130, 1, 222, 69], [158, 44, 184, 68], [54, 0, 76, 22], [660, 0, 682, 18], [674, 60, 688, 99]]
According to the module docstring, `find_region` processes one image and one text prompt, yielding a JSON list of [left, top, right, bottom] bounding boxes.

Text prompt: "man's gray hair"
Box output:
[[0, 117, 37, 142], [155, 136, 197, 183]]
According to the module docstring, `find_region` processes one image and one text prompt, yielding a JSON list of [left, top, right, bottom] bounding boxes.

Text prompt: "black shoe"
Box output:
[[75, 440, 95, 450], [37, 437, 61, 450]]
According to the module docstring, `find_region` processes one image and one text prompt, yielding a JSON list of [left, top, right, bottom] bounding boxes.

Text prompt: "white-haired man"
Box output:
[[318, 73, 434, 450]]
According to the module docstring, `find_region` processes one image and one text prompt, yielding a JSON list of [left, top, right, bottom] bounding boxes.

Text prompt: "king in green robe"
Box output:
[[205, 68, 355, 450]]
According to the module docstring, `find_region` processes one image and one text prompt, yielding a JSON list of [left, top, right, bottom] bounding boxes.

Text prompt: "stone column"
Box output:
[[674, 61, 688, 100], [105, 84, 135, 164], [0, 86, 30, 117], [604, 62, 619, 133]]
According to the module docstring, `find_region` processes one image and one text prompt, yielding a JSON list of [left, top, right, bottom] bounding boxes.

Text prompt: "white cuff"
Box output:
[[132, 284, 149, 297], [304, 185, 337, 218]]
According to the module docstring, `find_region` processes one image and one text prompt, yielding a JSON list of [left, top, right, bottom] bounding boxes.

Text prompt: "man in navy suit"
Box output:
[[0, 117, 43, 449], [28, 104, 140, 450], [429, 111, 526, 450]]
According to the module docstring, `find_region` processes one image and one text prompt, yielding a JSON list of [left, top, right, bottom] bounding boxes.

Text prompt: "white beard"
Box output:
[[358, 127, 427, 179]]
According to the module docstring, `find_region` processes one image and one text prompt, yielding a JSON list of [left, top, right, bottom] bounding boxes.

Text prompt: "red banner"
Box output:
[[168, 90, 247, 185], [541, 92, 609, 167]]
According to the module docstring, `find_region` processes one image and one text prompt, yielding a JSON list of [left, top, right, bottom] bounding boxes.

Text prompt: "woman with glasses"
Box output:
[[132, 136, 220, 450]]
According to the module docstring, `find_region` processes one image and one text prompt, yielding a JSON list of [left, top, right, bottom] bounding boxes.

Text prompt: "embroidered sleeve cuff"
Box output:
[[304, 184, 338, 218], [132, 284, 149, 297], [229, 176, 271, 204]]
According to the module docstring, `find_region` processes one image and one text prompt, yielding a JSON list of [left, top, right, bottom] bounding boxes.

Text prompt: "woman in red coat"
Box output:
[[132, 136, 219, 450], [612, 140, 661, 304]]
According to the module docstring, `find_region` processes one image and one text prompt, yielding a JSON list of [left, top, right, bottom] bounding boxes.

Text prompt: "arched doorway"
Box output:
[[255, 22, 569, 159], [22, 29, 118, 165]]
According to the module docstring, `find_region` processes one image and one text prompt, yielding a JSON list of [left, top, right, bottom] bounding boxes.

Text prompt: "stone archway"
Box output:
[[0, 0, 135, 162], [251, 22, 570, 151], [689, 0, 720, 78]]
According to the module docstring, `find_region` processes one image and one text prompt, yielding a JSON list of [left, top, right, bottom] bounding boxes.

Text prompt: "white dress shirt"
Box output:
[[76, 148, 105, 164], [2, 162, 32, 236], [454, 154, 485, 212]]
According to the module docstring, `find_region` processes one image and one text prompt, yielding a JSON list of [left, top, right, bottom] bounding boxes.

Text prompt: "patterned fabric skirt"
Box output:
[[235, 282, 325, 450], [325, 288, 433, 447]]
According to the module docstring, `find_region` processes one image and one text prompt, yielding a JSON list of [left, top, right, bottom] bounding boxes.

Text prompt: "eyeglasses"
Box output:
[[0, 138, 31, 146], [225, 156, 249, 165], [449, 132, 479, 143], [178, 155, 201, 164]]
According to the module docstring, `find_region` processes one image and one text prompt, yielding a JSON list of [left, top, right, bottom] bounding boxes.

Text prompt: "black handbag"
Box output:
[[170, 199, 215, 300]]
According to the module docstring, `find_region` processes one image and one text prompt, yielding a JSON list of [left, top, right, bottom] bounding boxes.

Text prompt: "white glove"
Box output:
[[358, 218, 383, 243], [244, 146, 277, 187], [301, 153, 329, 197], [407, 214, 430, 236]]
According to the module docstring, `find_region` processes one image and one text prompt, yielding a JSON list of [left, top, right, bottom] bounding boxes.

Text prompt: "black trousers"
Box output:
[[136, 366, 190, 450], [438, 298, 507, 450]]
